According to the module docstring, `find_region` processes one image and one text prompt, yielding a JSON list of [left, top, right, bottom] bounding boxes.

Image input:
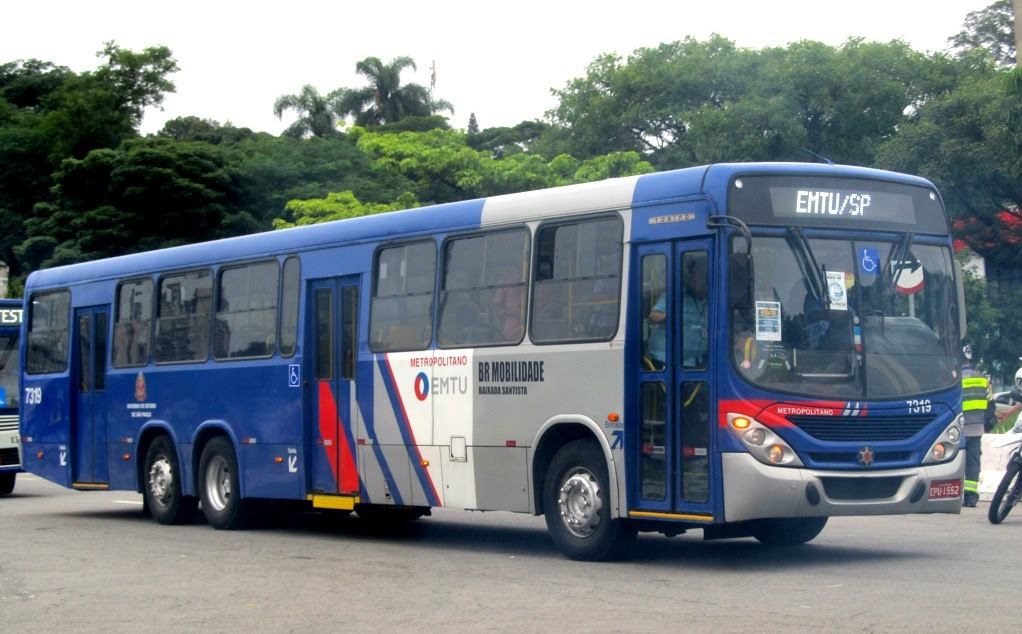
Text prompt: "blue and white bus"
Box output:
[[20, 162, 966, 560], [0, 298, 24, 495]]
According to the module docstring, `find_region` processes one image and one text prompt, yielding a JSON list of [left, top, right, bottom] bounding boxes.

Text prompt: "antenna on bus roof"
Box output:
[[802, 148, 835, 165]]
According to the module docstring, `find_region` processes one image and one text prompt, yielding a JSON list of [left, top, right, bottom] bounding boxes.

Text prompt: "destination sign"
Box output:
[[0, 308, 22, 325], [728, 174, 948, 234], [769, 187, 915, 224]]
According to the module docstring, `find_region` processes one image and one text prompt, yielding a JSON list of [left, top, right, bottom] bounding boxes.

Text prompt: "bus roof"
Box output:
[[26, 162, 935, 289]]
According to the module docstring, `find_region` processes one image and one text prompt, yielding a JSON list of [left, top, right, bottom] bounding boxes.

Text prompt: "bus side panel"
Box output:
[[472, 347, 625, 513], [21, 375, 73, 488]]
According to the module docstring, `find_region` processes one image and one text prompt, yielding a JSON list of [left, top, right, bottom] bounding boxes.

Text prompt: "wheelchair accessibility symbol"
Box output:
[[288, 364, 301, 387], [858, 247, 879, 274]]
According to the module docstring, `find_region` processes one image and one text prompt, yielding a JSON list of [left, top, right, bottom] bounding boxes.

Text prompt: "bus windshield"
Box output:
[[731, 234, 959, 400], [0, 334, 19, 408]]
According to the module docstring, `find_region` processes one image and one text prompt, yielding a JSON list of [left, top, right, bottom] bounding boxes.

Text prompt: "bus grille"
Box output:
[[0, 447, 19, 467], [787, 415, 934, 442], [820, 476, 903, 500], [0, 414, 17, 433]]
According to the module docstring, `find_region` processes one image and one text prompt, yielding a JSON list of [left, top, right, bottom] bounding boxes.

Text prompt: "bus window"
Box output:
[[531, 216, 622, 343], [438, 229, 529, 348], [279, 257, 300, 357], [214, 261, 278, 360], [113, 278, 153, 368], [681, 252, 709, 370], [154, 269, 212, 363], [370, 241, 436, 352], [26, 290, 70, 374], [641, 254, 667, 371]]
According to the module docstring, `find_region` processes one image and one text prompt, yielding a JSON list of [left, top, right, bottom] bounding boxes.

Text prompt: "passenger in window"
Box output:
[[682, 257, 709, 368], [494, 272, 524, 342], [648, 291, 667, 370]]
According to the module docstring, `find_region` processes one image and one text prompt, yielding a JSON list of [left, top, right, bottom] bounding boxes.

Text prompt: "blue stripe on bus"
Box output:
[[357, 359, 404, 505], [376, 356, 441, 507]]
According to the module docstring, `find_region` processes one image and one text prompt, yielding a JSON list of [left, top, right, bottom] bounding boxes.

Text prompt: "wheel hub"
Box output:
[[148, 458, 173, 506], [558, 469, 602, 538], [204, 456, 231, 512]]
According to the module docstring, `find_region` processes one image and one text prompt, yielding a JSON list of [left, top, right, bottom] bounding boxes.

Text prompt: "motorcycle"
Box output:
[[988, 426, 1022, 524]]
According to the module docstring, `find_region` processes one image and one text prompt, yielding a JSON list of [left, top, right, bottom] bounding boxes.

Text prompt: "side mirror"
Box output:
[[729, 252, 754, 311]]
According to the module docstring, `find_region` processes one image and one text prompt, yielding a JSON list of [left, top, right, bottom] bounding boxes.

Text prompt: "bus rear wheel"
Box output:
[[199, 436, 251, 530], [543, 439, 636, 561], [143, 435, 197, 525], [750, 516, 828, 545]]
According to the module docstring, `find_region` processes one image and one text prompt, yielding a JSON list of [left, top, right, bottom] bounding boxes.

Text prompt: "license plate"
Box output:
[[928, 479, 962, 500]]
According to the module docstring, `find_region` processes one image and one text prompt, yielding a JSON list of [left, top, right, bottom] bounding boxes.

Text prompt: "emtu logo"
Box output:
[[413, 372, 429, 401]]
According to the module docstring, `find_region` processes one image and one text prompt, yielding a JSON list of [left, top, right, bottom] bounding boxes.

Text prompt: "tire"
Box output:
[[0, 472, 15, 495], [750, 516, 828, 545], [989, 458, 1022, 525], [543, 439, 636, 561], [143, 435, 198, 525], [199, 436, 251, 530]]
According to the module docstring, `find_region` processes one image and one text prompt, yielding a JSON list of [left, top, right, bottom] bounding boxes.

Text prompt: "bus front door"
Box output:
[[308, 277, 361, 496], [634, 240, 716, 520], [72, 306, 109, 486]]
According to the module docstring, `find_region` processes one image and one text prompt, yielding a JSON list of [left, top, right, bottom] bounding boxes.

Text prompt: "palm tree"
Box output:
[[334, 56, 453, 126], [273, 84, 339, 138]]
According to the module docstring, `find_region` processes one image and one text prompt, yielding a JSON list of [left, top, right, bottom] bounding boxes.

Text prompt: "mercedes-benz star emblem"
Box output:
[[858, 446, 875, 467]]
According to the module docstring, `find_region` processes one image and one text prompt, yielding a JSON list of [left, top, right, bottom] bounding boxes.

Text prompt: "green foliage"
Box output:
[[15, 137, 236, 272], [277, 128, 654, 226], [547, 36, 940, 168], [276, 190, 420, 228], [962, 271, 1022, 386], [948, 0, 1015, 67]]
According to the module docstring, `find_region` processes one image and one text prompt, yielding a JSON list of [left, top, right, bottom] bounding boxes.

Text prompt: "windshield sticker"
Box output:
[[858, 247, 879, 275], [755, 301, 782, 341], [827, 271, 848, 310]]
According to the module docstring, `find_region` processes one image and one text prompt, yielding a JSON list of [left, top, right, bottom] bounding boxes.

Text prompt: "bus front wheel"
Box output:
[[199, 436, 251, 530], [143, 435, 197, 524], [543, 439, 636, 561], [0, 472, 14, 495]]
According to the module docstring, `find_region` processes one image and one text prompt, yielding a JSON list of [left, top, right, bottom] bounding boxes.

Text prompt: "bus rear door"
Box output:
[[72, 305, 109, 486], [307, 277, 361, 497], [633, 240, 717, 521]]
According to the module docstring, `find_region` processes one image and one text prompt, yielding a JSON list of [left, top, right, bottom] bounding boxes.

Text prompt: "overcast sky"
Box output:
[[1, 1, 997, 135]]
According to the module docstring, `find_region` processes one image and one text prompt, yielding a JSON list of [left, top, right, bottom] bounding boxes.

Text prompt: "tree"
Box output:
[[273, 84, 340, 138], [949, 0, 1015, 66], [545, 36, 934, 168], [333, 56, 453, 127], [14, 137, 238, 273], [93, 41, 178, 130]]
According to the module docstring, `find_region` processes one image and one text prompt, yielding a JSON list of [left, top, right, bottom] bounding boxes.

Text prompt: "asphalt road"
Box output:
[[1, 473, 1017, 632]]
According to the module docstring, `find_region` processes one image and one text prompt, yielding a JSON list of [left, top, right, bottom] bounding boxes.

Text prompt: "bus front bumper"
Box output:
[[721, 451, 964, 522]]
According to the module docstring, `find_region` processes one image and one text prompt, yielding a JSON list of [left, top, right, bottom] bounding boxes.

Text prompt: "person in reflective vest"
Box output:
[[961, 361, 989, 507]]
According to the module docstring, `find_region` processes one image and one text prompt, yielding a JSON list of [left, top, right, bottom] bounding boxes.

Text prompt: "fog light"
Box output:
[[745, 428, 766, 446], [768, 445, 785, 463], [932, 443, 947, 460], [732, 417, 751, 430]]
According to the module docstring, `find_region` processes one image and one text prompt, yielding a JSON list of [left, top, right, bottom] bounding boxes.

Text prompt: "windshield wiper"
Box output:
[[881, 231, 915, 296], [786, 228, 830, 310]]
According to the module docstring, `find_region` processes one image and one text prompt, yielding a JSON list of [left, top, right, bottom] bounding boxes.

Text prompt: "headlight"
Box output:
[[726, 413, 803, 467], [923, 421, 962, 465]]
